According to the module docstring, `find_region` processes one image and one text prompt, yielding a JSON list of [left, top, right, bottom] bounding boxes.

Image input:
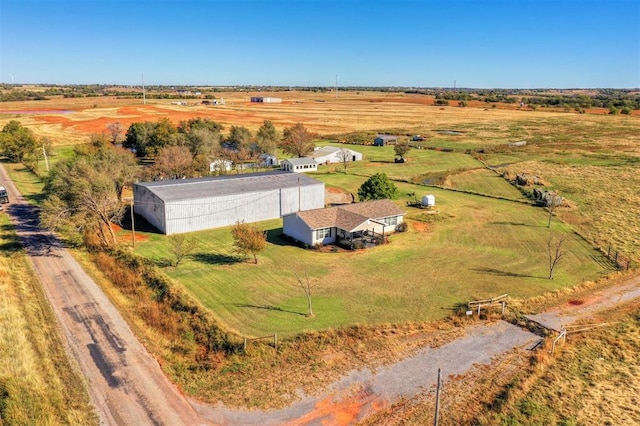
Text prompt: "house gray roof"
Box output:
[[282, 157, 318, 166], [375, 135, 399, 140], [135, 171, 323, 202], [295, 199, 405, 231]]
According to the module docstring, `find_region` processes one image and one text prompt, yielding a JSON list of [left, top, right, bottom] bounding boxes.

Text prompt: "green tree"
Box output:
[[357, 173, 398, 201], [41, 144, 138, 249], [225, 125, 253, 151], [280, 123, 316, 157], [256, 120, 279, 154], [168, 234, 198, 267], [148, 118, 182, 156], [231, 221, 267, 264], [394, 141, 411, 160], [0, 120, 39, 163], [123, 119, 182, 157], [123, 121, 155, 156]]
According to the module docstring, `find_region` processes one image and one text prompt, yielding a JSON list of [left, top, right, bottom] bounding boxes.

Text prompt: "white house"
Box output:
[[134, 171, 325, 235], [209, 159, 233, 173], [309, 146, 363, 165], [281, 158, 318, 173], [283, 199, 405, 248]]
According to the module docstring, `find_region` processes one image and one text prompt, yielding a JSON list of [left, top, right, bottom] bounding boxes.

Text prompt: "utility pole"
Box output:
[[335, 74, 338, 98], [434, 368, 442, 426], [142, 73, 146, 105], [42, 145, 50, 172], [128, 197, 136, 249]]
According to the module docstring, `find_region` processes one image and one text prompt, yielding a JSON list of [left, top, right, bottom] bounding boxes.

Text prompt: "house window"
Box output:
[[317, 227, 331, 239], [383, 216, 398, 226]]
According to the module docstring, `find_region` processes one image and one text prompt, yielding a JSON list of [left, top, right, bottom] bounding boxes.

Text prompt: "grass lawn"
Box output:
[[318, 143, 483, 182], [132, 180, 611, 338]]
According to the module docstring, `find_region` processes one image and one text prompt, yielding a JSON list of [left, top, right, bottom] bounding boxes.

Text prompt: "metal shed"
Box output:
[[134, 171, 325, 234]]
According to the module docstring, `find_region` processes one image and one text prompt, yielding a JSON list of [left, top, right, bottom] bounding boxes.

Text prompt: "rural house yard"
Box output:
[[1, 88, 639, 421]]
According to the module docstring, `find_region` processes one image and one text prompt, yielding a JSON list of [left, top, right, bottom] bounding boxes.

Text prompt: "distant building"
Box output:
[[209, 159, 233, 173], [133, 171, 325, 235], [281, 158, 318, 173], [310, 146, 363, 165], [250, 97, 282, 103], [373, 135, 399, 146]]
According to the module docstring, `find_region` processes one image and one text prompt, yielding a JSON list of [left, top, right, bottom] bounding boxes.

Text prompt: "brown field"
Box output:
[[1, 90, 630, 146], [2, 90, 639, 261]]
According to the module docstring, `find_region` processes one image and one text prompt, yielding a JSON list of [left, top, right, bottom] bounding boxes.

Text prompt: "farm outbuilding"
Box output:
[[250, 97, 282, 103], [373, 135, 399, 146], [209, 159, 233, 173], [309, 146, 363, 165], [281, 158, 318, 173], [133, 171, 325, 235]]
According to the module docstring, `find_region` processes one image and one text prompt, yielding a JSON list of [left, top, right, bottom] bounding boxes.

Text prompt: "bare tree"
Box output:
[[295, 271, 315, 317], [337, 148, 352, 173], [150, 145, 194, 180], [168, 234, 198, 267], [546, 191, 562, 228], [106, 121, 124, 144], [547, 234, 567, 280]]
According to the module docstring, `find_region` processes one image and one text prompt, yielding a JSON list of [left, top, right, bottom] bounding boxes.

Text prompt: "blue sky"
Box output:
[[1, 0, 638, 88]]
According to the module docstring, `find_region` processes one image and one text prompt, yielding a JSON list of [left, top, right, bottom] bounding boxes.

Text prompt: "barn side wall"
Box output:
[[133, 185, 166, 234], [161, 182, 325, 235]]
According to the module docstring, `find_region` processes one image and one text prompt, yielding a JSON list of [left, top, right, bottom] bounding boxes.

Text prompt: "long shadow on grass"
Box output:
[[472, 267, 537, 279], [192, 252, 242, 265], [233, 303, 307, 317], [265, 228, 303, 247]]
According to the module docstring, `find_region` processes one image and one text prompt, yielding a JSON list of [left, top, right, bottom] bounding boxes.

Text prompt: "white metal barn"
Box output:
[[310, 146, 363, 165], [134, 171, 325, 235]]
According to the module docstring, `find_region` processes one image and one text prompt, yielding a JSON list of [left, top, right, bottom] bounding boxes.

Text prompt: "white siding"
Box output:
[[133, 185, 167, 234], [138, 182, 325, 235], [282, 214, 314, 246]]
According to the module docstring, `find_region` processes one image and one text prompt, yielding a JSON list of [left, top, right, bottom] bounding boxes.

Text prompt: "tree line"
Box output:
[[0, 117, 320, 251]]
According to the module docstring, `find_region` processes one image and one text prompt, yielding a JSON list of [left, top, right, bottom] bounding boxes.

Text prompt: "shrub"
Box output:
[[396, 222, 409, 232]]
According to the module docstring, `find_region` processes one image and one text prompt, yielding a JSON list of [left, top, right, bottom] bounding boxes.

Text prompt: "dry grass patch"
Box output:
[[0, 216, 96, 424], [503, 160, 640, 260]]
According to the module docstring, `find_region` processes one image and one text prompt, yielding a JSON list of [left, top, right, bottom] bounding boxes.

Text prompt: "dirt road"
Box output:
[[0, 165, 204, 425]]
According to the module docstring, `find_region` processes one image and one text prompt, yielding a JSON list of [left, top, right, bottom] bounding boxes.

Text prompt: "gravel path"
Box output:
[[525, 275, 640, 331], [192, 321, 540, 425]]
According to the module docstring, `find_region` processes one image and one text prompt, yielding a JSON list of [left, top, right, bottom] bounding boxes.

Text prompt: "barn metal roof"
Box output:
[[135, 171, 323, 202], [281, 157, 318, 166]]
